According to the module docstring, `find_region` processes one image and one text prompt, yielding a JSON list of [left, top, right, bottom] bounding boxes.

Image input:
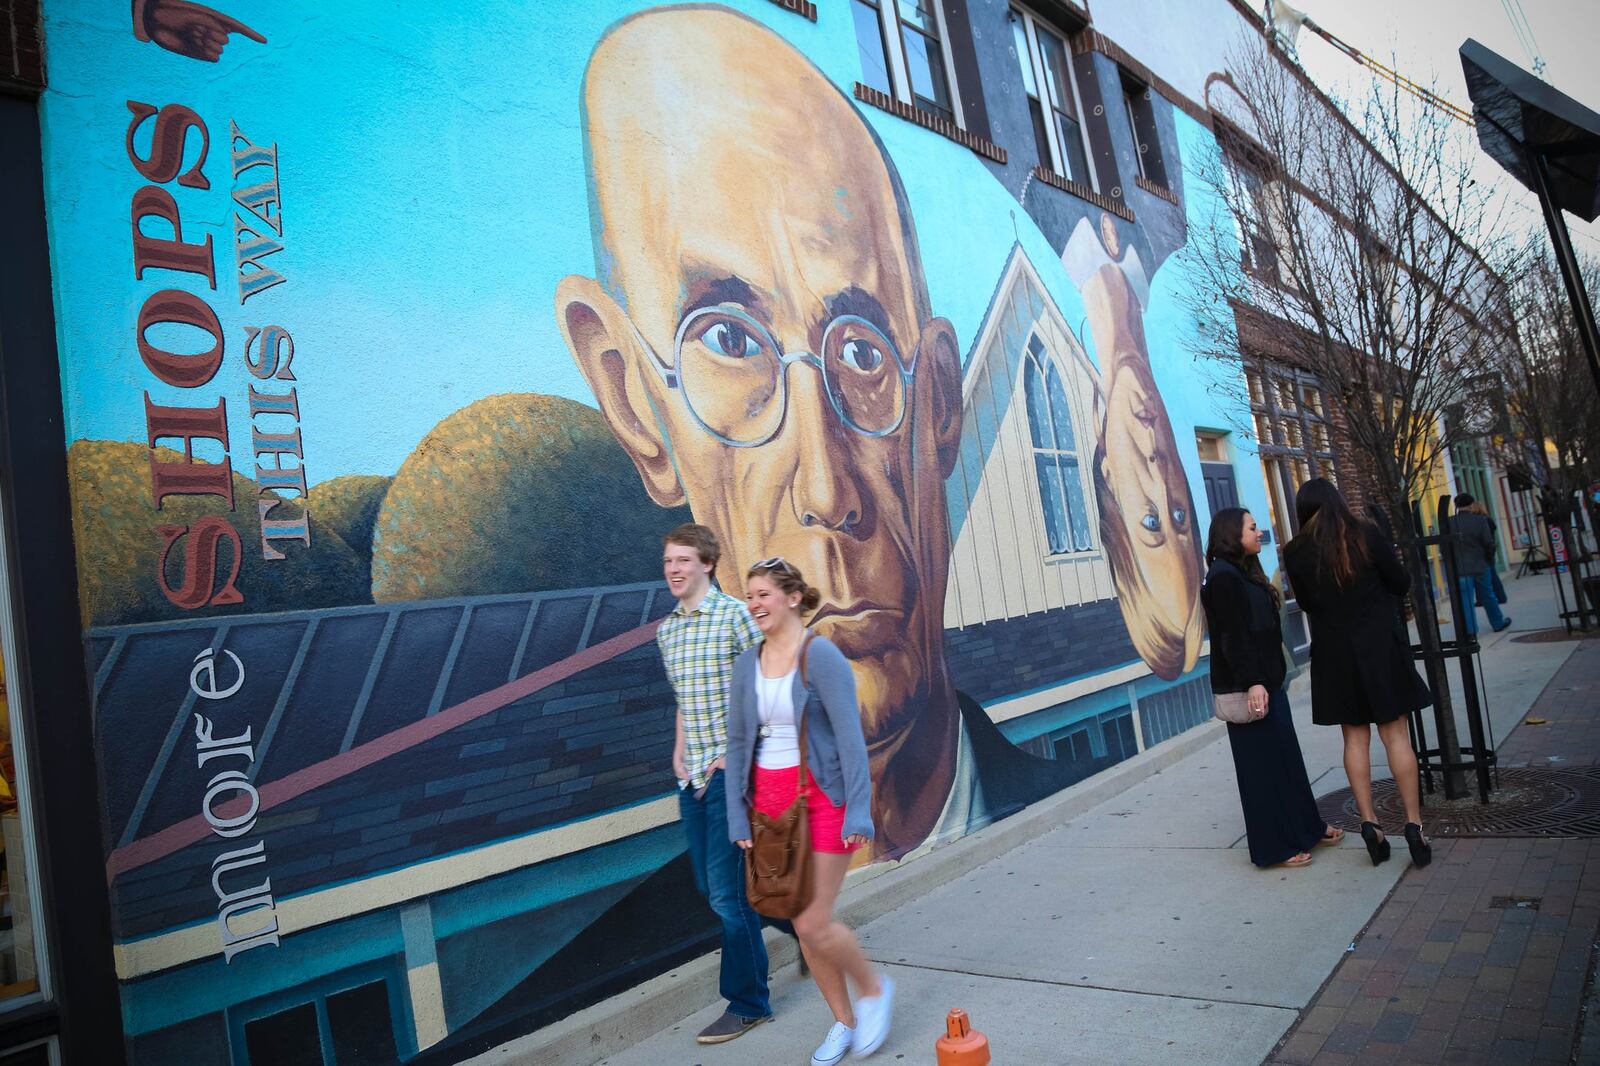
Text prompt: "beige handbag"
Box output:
[[1212, 691, 1255, 725]]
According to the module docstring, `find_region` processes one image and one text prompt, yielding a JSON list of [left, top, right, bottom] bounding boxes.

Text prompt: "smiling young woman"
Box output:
[[724, 558, 894, 1064]]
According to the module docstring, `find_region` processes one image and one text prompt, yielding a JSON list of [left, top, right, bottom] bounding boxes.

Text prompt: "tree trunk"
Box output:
[[1397, 524, 1469, 800]]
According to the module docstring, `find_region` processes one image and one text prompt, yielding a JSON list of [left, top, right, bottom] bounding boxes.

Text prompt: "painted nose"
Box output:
[[788, 370, 864, 532]]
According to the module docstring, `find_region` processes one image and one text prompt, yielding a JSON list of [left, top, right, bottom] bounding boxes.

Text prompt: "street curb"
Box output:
[[463, 718, 1227, 1066]]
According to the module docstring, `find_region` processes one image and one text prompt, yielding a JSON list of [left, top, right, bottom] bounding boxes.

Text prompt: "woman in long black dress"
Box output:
[[1282, 479, 1432, 868], [1202, 507, 1342, 868]]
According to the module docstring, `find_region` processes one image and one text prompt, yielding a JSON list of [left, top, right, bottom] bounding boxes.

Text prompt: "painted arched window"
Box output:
[[1023, 336, 1093, 553]]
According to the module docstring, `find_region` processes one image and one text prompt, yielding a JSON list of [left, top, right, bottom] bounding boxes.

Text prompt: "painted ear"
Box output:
[[920, 316, 962, 479], [555, 275, 685, 507]]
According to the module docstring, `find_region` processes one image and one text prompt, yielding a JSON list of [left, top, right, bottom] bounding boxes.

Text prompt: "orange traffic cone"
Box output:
[[935, 1008, 990, 1065]]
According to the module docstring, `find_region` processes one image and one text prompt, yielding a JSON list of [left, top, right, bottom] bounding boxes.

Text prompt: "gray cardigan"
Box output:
[[724, 634, 875, 846]]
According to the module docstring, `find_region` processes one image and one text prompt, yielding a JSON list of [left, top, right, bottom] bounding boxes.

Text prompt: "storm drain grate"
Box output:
[[1317, 767, 1600, 838], [1489, 896, 1542, 910]]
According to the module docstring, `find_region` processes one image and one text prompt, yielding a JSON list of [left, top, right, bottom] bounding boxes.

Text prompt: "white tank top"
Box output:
[[754, 668, 801, 770]]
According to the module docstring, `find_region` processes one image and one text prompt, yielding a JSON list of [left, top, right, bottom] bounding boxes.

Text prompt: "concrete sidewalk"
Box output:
[[480, 570, 1580, 1066]]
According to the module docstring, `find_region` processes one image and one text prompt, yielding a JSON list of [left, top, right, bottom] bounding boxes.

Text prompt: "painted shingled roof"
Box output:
[[87, 582, 679, 938]]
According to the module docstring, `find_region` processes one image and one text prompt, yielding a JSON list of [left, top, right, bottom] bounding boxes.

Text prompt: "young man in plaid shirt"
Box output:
[[658, 523, 773, 1044]]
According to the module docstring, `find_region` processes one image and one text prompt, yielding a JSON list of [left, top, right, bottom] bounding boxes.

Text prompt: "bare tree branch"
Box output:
[[1181, 41, 1513, 527], [1179, 39, 1520, 797]]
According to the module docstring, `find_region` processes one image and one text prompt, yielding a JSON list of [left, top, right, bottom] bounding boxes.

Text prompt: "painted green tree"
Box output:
[[68, 440, 370, 627], [370, 394, 688, 602]]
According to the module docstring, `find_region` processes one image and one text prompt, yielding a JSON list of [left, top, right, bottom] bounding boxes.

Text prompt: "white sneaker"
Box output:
[[811, 1021, 854, 1066], [850, 975, 894, 1056]]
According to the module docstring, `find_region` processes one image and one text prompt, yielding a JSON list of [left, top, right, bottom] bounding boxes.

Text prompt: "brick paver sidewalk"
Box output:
[[1268, 639, 1600, 1066]]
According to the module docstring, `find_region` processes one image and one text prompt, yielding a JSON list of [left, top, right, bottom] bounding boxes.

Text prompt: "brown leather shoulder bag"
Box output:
[[744, 633, 815, 920]]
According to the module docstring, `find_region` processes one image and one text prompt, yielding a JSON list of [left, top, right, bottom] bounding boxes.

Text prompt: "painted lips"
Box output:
[[810, 602, 902, 657]]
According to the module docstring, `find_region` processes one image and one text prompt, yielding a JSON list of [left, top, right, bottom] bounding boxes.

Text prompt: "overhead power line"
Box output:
[[1499, 0, 1547, 77], [1268, 3, 1597, 256], [1293, 14, 1474, 125]]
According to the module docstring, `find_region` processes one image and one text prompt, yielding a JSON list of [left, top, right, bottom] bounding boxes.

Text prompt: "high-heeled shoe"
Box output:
[[1404, 823, 1432, 868], [1360, 822, 1391, 866]]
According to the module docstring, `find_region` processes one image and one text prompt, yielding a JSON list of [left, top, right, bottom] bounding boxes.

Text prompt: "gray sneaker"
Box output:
[[696, 1010, 772, 1044]]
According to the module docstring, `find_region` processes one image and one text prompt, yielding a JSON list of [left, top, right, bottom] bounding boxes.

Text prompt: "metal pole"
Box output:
[[1440, 498, 1493, 802], [1413, 500, 1467, 799], [1528, 151, 1600, 402]]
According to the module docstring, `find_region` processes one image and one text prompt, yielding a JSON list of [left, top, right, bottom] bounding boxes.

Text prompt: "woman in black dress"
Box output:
[[1202, 507, 1342, 868], [1282, 479, 1432, 868]]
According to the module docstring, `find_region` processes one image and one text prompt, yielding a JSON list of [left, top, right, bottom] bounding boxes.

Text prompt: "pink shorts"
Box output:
[[752, 764, 862, 855]]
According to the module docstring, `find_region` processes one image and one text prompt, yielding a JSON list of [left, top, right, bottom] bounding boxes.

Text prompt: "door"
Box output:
[[1201, 461, 1239, 517]]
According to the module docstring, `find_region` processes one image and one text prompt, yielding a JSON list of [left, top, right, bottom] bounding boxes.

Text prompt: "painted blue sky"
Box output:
[[43, 0, 1150, 488]]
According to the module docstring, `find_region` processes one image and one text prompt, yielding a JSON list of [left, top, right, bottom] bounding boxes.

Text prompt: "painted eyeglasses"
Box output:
[[647, 304, 916, 447]]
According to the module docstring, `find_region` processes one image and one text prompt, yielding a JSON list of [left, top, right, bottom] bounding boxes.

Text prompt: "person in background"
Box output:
[[1201, 507, 1341, 869], [726, 558, 891, 1065], [1283, 480, 1433, 868], [656, 524, 774, 1045], [1452, 494, 1512, 635], [1466, 499, 1509, 608]]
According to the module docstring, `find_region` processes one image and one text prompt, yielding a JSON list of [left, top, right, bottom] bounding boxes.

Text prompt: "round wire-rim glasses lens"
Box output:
[[675, 307, 912, 444], [820, 314, 909, 437], [675, 306, 784, 446]]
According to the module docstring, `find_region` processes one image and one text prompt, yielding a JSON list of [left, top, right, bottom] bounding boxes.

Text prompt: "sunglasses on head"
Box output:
[[751, 556, 792, 572]]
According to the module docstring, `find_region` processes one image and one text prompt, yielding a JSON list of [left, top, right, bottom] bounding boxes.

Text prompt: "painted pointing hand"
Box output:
[[137, 0, 266, 62]]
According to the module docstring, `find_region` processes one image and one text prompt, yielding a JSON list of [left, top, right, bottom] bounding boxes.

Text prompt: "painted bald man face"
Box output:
[[556, 8, 962, 760]]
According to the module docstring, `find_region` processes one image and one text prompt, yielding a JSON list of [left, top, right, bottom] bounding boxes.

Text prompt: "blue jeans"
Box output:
[[678, 769, 770, 1019], [1481, 568, 1507, 606], [1458, 572, 1506, 635]]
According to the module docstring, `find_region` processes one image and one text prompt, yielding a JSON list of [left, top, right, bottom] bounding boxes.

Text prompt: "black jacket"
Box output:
[[1451, 512, 1497, 576], [1282, 524, 1432, 725], [1200, 558, 1286, 695]]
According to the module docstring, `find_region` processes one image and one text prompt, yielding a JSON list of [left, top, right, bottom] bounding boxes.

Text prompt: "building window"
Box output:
[[1010, 7, 1093, 188], [1449, 439, 1503, 564], [852, 0, 962, 124], [1120, 73, 1167, 188], [1246, 363, 1339, 549], [898, 0, 955, 121], [1217, 123, 1288, 284], [852, 0, 896, 98], [243, 1002, 322, 1064], [1024, 336, 1093, 554], [1232, 164, 1280, 279], [1046, 706, 1137, 764], [237, 975, 403, 1064]]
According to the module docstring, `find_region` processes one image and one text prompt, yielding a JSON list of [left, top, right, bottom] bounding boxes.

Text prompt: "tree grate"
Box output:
[[1317, 767, 1600, 838], [1511, 629, 1600, 644]]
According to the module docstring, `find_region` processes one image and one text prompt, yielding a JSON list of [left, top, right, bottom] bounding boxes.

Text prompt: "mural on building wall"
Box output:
[[42, 1, 1242, 1061], [1071, 222, 1205, 679]]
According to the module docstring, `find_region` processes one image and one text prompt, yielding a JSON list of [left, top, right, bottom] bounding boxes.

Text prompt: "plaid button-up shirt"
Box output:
[[658, 587, 762, 789]]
